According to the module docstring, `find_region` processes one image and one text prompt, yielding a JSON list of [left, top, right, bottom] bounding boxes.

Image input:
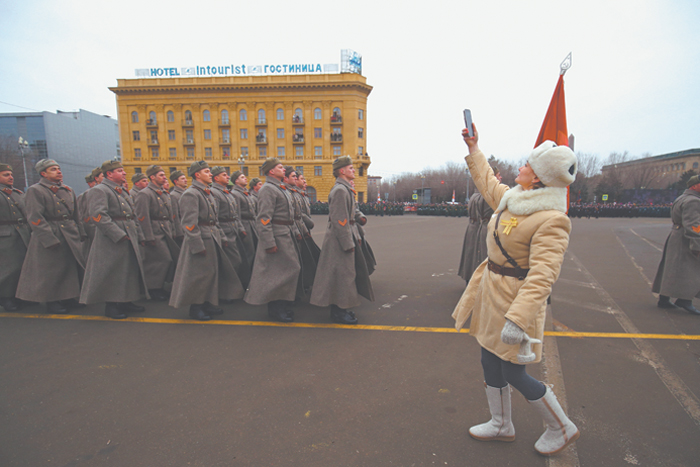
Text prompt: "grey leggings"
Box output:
[[481, 347, 546, 401]]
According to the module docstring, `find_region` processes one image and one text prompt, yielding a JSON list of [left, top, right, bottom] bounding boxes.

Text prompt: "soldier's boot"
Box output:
[[528, 385, 580, 456], [330, 305, 358, 325], [189, 304, 211, 321], [148, 289, 169, 301], [60, 298, 86, 309], [657, 295, 678, 309], [47, 301, 69, 314], [119, 302, 145, 313], [268, 300, 293, 323], [203, 301, 223, 316], [469, 384, 515, 442], [674, 299, 700, 315], [105, 302, 127, 319], [283, 301, 295, 321], [0, 297, 19, 312]]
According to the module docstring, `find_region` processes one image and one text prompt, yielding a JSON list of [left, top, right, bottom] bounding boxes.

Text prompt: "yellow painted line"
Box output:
[[2, 312, 700, 340]]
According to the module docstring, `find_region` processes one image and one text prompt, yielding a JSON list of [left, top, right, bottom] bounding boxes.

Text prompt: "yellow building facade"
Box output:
[[109, 72, 373, 202]]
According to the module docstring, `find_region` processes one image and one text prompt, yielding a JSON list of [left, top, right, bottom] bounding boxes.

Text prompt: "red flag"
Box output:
[[535, 74, 568, 148]]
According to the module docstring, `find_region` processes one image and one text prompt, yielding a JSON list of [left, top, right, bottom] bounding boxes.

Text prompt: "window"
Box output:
[[314, 107, 322, 120], [131, 111, 139, 123], [277, 128, 284, 139], [259, 146, 267, 158], [185, 110, 193, 124], [221, 109, 229, 124], [333, 146, 341, 156], [294, 128, 304, 142], [169, 148, 177, 159], [314, 166, 322, 176], [241, 147, 249, 157], [295, 166, 304, 175], [694, 162, 699, 169], [331, 107, 341, 122], [293, 108, 303, 123], [358, 166, 364, 176], [222, 129, 230, 143], [133, 130, 140, 141], [314, 128, 322, 138], [150, 130, 158, 143], [314, 146, 322, 157], [222, 148, 230, 159], [258, 109, 266, 124], [358, 146, 364, 155], [151, 147, 159, 159], [134, 168, 142, 174], [205, 148, 212, 160], [331, 128, 342, 141], [204, 129, 211, 140], [167, 110, 174, 122], [295, 146, 304, 158], [276, 108, 284, 120], [149, 111, 157, 124], [134, 148, 141, 159], [240, 109, 247, 121], [203, 110, 211, 122], [187, 147, 194, 159], [186, 129, 194, 142], [358, 128, 364, 138], [278, 147, 286, 158], [168, 130, 175, 141], [358, 109, 364, 120], [169, 167, 176, 174], [240, 129, 248, 139]]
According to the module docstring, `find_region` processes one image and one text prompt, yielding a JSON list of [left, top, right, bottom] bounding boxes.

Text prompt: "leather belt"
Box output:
[[0, 218, 26, 225], [488, 260, 529, 280], [46, 215, 74, 221], [272, 219, 294, 226], [218, 218, 239, 223], [112, 215, 134, 221], [199, 220, 217, 226], [241, 215, 254, 220]]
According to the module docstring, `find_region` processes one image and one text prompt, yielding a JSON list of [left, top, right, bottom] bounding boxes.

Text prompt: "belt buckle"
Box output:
[[62, 214, 70, 220], [17, 218, 25, 224]]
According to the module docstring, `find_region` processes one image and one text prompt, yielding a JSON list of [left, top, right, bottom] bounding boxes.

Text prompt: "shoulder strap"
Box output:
[[492, 211, 523, 271]]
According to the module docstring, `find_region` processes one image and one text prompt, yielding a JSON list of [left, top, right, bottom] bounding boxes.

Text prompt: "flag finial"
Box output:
[[560, 52, 572, 76]]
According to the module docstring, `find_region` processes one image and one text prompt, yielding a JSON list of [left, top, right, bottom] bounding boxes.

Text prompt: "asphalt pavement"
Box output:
[[1, 214, 698, 467]]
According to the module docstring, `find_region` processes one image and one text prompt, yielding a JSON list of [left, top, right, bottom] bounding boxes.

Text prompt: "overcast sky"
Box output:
[[1, 0, 698, 178]]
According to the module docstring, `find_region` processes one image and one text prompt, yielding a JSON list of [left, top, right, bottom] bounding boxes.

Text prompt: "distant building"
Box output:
[[0, 109, 120, 192], [367, 175, 382, 201], [601, 149, 700, 189]]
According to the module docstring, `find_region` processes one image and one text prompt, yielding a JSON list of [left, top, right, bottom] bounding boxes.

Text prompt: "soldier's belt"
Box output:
[[271, 219, 294, 226], [488, 260, 529, 280], [112, 215, 134, 221], [673, 224, 681, 230], [155, 216, 170, 221], [45, 215, 75, 222], [218, 218, 239, 223], [0, 218, 26, 225], [199, 220, 217, 226], [241, 214, 254, 220]]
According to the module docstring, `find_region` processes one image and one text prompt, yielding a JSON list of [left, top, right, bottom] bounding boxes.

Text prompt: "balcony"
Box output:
[[148, 139, 160, 146], [221, 137, 231, 145], [183, 138, 195, 146], [146, 119, 158, 128], [292, 116, 304, 125], [182, 120, 194, 127], [255, 135, 267, 144], [330, 115, 342, 124], [219, 118, 230, 126], [256, 118, 267, 126], [330, 133, 343, 142], [292, 134, 304, 144]]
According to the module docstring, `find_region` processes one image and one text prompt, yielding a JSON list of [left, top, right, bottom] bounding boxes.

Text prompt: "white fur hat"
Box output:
[[528, 141, 578, 188]]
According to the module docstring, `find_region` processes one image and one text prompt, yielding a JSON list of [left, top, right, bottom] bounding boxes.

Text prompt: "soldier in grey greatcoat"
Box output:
[[79, 160, 150, 319], [169, 170, 187, 206], [231, 171, 258, 266], [244, 158, 302, 322], [458, 166, 501, 283], [310, 156, 375, 324], [0, 164, 31, 312], [652, 175, 700, 314], [169, 161, 244, 320], [16, 159, 86, 314], [77, 167, 104, 257], [131, 173, 148, 195], [249, 177, 262, 205], [134, 165, 181, 301], [210, 166, 250, 290]]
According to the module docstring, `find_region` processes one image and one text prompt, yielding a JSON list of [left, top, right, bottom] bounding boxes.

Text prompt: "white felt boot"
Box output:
[[529, 385, 580, 456], [469, 384, 515, 442]]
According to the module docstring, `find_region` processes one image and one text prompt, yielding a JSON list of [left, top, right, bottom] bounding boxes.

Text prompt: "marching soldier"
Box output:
[[169, 161, 244, 320], [131, 173, 148, 194], [77, 167, 103, 255], [0, 164, 31, 312], [134, 165, 181, 301], [210, 166, 251, 290], [653, 175, 700, 314], [230, 170, 258, 268], [169, 170, 187, 204], [244, 158, 301, 322], [311, 156, 375, 324], [249, 177, 262, 204], [80, 160, 150, 318], [16, 159, 86, 314]]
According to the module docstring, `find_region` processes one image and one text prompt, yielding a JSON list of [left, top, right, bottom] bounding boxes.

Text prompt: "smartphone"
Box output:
[[463, 109, 473, 137]]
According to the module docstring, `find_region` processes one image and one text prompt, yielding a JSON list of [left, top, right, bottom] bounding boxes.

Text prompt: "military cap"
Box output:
[[0, 163, 12, 172], [261, 157, 281, 175], [284, 166, 296, 178], [210, 166, 227, 177], [91, 167, 103, 179], [231, 170, 243, 183], [169, 170, 185, 182], [687, 175, 700, 188], [146, 165, 164, 178], [131, 173, 147, 183], [333, 155, 353, 171], [188, 160, 210, 177], [35, 159, 59, 174], [249, 177, 261, 190], [102, 160, 123, 173], [85, 173, 95, 184]]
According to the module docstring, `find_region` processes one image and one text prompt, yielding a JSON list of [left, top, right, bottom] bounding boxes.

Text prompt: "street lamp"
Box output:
[[420, 173, 425, 204], [237, 154, 246, 175], [18, 137, 29, 190]]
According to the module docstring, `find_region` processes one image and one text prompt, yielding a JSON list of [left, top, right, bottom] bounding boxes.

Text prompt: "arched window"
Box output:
[[276, 108, 284, 120], [332, 107, 341, 117], [149, 111, 156, 124], [203, 110, 211, 122], [258, 109, 266, 124], [314, 108, 322, 120], [221, 109, 229, 124], [131, 111, 139, 123], [185, 110, 193, 123], [167, 110, 174, 122], [240, 109, 247, 121], [331, 107, 342, 123]]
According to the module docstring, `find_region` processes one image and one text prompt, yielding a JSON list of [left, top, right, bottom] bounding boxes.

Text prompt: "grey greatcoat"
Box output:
[[16, 178, 86, 303], [288, 185, 320, 297], [77, 188, 97, 257], [244, 176, 301, 305], [458, 191, 494, 281], [169, 181, 243, 308], [231, 184, 258, 263], [0, 184, 31, 299], [80, 179, 150, 304], [211, 183, 250, 287], [134, 182, 181, 290], [310, 178, 375, 309], [652, 189, 700, 300]]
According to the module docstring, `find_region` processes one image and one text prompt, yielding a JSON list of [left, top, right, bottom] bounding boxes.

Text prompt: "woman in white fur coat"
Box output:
[[452, 124, 579, 456]]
